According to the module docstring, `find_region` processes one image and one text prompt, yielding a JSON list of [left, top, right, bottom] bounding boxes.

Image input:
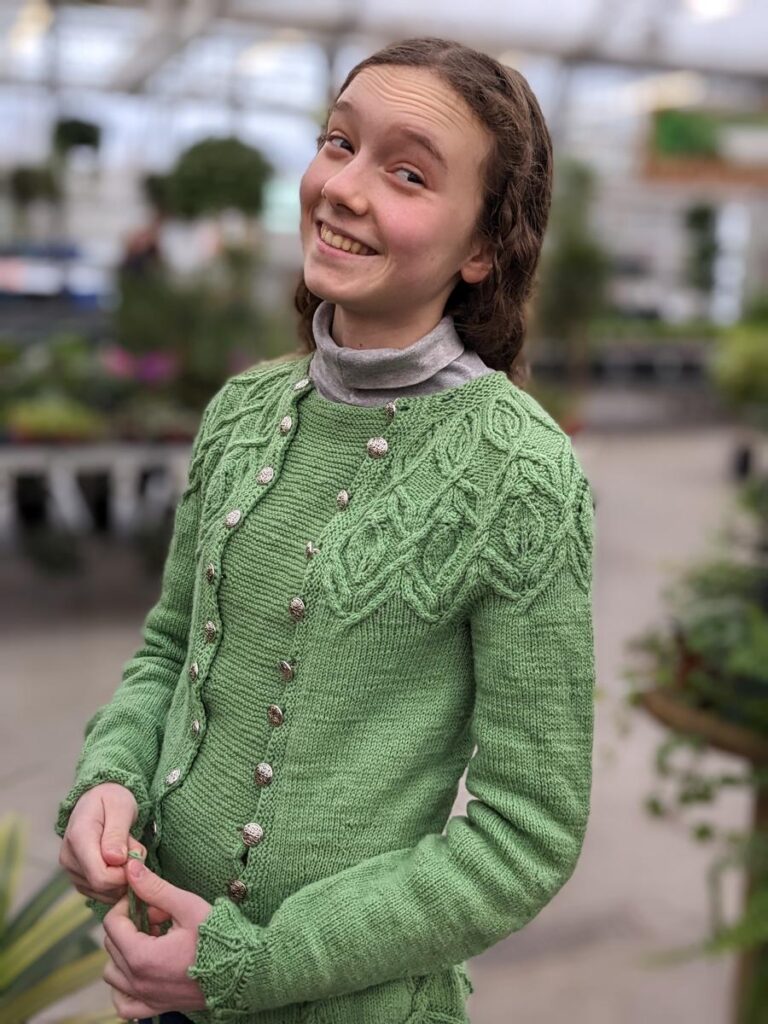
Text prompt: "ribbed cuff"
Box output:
[[54, 770, 151, 840], [188, 898, 275, 1018]]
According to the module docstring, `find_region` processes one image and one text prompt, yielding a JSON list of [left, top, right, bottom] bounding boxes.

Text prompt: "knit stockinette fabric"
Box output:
[[56, 353, 596, 1024]]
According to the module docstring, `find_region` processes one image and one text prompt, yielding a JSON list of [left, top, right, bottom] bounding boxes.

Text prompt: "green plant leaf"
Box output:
[[0, 869, 71, 952], [0, 814, 24, 934], [0, 891, 93, 989], [0, 947, 107, 1023]]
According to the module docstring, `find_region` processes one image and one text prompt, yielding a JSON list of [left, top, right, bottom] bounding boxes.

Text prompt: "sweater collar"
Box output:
[[309, 300, 466, 392]]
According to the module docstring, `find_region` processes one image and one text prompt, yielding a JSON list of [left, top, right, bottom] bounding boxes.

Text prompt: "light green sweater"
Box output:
[[56, 353, 597, 1024]]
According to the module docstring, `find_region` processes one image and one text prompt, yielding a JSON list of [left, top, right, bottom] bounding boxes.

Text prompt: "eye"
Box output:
[[394, 167, 426, 188], [326, 133, 353, 153]]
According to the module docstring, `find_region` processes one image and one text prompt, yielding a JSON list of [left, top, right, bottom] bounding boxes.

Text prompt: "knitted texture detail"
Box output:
[[58, 354, 597, 1023]]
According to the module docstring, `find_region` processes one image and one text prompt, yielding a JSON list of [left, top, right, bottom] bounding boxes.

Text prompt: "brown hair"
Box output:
[[294, 36, 553, 384]]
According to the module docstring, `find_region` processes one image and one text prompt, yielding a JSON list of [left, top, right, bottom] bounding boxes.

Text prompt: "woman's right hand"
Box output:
[[58, 782, 146, 904]]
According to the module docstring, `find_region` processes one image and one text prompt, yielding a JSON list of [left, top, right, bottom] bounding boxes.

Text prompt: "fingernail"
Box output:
[[128, 858, 144, 879], [108, 846, 126, 859]]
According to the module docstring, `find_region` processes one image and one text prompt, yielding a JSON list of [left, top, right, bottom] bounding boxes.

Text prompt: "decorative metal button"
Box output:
[[241, 822, 264, 847], [192, 719, 201, 736], [279, 415, 292, 434], [257, 466, 274, 485], [289, 596, 305, 621], [385, 400, 397, 420], [267, 704, 284, 727], [336, 489, 350, 509], [224, 509, 242, 528], [254, 762, 273, 786], [292, 377, 310, 391], [227, 879, 248, 901], [188, 661, 199, 681], [203, 620, 218, 643], [165, 768, 180, 786], [151, 819, 158, 836], [367, 437, 389, 458], [306, 540, 319, 558], [278, 659, 295, 681], [204, 563, 216, 583]]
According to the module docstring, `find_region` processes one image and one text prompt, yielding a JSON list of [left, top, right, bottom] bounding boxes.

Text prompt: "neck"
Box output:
[[330, 303, 448, 351]]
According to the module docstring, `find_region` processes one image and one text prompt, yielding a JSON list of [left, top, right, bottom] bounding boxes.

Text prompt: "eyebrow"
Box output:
[[330, 98, 449, 171]]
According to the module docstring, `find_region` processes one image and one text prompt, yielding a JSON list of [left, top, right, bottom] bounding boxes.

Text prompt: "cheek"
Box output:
[[299, 159, 323, 217]]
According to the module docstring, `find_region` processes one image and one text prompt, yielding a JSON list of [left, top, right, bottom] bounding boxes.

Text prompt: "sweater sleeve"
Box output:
[[188, 450, 597, 1017], [55, 386, 225, 845]]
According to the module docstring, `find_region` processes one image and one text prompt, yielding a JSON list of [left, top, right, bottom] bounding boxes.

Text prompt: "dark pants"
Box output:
[[139, 1015, 193, 1023]]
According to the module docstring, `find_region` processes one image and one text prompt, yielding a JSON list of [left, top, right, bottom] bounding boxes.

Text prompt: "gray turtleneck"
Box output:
[[307, 300, 494, 406]]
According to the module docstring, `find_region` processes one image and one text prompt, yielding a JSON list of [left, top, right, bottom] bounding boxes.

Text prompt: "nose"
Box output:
[[321, 160, 369, 217]]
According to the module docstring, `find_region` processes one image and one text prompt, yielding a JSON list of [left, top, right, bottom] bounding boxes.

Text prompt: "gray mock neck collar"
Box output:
[[307, 300, 492, 406]]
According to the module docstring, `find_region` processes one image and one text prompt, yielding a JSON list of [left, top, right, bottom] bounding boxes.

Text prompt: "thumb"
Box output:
[[126, 858, 195, 923], [100, 800, 135, 866]]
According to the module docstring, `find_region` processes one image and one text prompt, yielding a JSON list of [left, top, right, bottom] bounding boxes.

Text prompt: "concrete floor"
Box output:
[[2, 423, 758, 1023]]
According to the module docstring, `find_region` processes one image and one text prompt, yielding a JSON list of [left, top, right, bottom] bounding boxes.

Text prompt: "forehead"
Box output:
[[331, 65, 490, 157]]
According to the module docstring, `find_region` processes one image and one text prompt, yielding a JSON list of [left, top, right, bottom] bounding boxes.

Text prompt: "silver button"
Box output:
[[204, 563, 216, 583], [257, 466, 274, 485], [225, 509, 241, 528], [203, 620, 218, 643], [292, 377, 310, 391], [151, 819, 158, 836], [254, 762, 273, 786], [279, 415, 292, 434], [188, 661, 199, 681], [241, 822, 264, 847], [306, 540, 319, 558], [367, 437, 389, 458], [165, 768, 180, 786], [278, 659, 295, 681], [192, 719, 201, 736], [336, 489, 350, 509], [385, 400, 397, 420], [289, 596, 305, 621], [267, 704, 284, 726], [228, 879, 248, 901]]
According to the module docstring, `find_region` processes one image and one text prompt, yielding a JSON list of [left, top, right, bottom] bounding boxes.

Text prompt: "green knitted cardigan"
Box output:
[[56, 353, 597, 1024]]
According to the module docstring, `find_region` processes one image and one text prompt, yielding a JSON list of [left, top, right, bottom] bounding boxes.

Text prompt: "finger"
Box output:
[[125, 858, 205, 925], [146, 904, 171, 926], [127, 836, 147, 860], [101, 792, 137, 866], [104, 932, 132, 978], [108, 982, 161, 1022], [69, 819, 129, 895], [103, 956, 135, 997]]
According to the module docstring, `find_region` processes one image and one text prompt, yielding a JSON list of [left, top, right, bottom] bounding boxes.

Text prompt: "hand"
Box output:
[[59, 782, 145, 904], [102, 856, 211, 1019]]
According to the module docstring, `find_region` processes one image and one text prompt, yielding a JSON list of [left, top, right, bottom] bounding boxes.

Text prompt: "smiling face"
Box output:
[[298, 64, 494, 348]]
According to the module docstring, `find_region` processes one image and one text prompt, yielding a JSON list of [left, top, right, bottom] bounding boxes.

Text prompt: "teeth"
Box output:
[[320, 223, 374, 255]]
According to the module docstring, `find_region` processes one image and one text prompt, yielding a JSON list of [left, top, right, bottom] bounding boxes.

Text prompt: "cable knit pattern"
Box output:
[[57, 353, 596, 1024]]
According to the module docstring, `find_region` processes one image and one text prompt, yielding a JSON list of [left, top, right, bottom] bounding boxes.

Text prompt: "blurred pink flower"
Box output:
[[100, 346, 178, 384]]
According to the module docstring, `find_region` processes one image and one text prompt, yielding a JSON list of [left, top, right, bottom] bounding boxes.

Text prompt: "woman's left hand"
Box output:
[[102, 856, 212, 1019]]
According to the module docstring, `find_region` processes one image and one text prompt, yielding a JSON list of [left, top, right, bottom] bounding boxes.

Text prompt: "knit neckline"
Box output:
[[294, 350, 512, 413], [299, 356, 512, 424]]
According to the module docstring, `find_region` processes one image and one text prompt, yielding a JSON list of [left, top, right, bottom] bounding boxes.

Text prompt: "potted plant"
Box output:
[[624, 474, 768, 1024]]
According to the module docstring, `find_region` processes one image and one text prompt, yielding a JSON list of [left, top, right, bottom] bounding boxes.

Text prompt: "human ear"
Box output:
[[459, 238, 493, 286]]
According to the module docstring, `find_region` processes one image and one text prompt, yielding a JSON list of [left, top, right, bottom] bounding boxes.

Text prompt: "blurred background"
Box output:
[[1, 0, 768, 1021]]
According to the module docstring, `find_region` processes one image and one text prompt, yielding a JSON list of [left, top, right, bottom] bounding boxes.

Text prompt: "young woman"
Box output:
[[57, 36, 597, 1024]]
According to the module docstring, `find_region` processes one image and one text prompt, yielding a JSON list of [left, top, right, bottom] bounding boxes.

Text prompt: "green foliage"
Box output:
[[147, 136, 273, 220], [653, 109, 720, 158], [52, 118, 101, 156], [535, 160, 609, 348], [710, 325, 768, 425], [0, 814, 119, 1024], [624, 470, 768, 1020], [8, 166, 60, 206], [684, 203, 718, 293]]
